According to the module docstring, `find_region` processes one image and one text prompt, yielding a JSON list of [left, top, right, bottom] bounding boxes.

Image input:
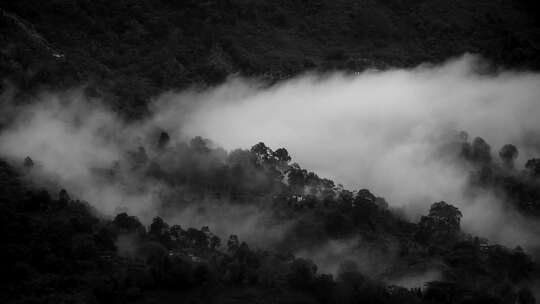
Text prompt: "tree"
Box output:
[[190, 136, 210, 153], [227, 235, 239, 253], [273, 148, 291, 163], [471, 137, 492, 163], [210, 235, 221, 250], [58, 189, 71, 207], [170, 224, 183, 240], [459, 131, 469, 142], [287, 163, 307, 193], [417, 201, 462, 243], [525, 158, 540, 177], [461, 137, 493, 164], [356, 189, 376, 203], [149, 217, 169, 237], [113, 213, 146, 234], [250, 142, 272, 162], [339, 189, 354, 203], [499, 144, 518, 168], [23, 156, 34, 170], [157, 131, 170, 149], [183, 228, 209, 248], [427, 201, 462, 230]]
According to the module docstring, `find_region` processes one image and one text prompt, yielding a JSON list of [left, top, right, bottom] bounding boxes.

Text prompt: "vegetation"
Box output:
[[456, 132, 540, 217], [1, 134, 538, 303], [1, 0, 540, 117], [1, 1, 540, 302]]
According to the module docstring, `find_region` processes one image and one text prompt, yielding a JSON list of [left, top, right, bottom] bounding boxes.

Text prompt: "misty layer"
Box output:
[[1, 55, 540, 270], [152, 55, 540, 250]]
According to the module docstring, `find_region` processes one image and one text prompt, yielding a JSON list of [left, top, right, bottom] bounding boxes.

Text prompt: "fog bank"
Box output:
[[1, 54, 540, 251], [153, 55, 540, 249]]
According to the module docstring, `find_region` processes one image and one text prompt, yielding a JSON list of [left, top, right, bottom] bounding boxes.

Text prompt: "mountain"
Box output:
[[1, 138, 538, 304], [1, 0, 540, 117], [1, 1, 540, 303]]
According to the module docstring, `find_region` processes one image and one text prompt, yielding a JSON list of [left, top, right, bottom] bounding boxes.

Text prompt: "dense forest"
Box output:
[[1, 0, 540, 117], [1, 131, 539, 303], [1, 0, 540, 303]]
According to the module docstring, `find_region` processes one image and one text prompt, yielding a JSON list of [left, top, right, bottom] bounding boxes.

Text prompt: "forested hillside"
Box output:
[[1, 0, 540, 116], [2, 1, 540, 303], [1, 135, 539, 303]]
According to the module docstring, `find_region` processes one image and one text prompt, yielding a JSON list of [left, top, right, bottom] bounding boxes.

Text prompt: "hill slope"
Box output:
[[1, 0, 540, 116]]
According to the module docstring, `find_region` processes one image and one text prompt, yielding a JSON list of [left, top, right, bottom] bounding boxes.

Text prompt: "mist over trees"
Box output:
[[1, 131, 539, 303], [454, 132, 540, 218], [1, 58, 539, 304], [1, 0, 540, 303]]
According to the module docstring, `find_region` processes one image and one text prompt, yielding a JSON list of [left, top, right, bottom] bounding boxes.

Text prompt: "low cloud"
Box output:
[[1, 54, 540, 254], [154, 54, 540, 250]]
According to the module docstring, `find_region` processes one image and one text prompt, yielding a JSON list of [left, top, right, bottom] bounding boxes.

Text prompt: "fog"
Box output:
[[1, 54, 540, 254], [153, 54, 540, 250], [0, 90, 163, 216]]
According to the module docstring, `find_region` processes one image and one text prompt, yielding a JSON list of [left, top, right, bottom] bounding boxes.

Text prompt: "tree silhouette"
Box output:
[[23, 156, 34, 170], [499, 144, 518, 168], [525, 158, 540, 177], [471, 137, 492, 163], [417, 201, 463, 243], [157, 131, 170, 149]]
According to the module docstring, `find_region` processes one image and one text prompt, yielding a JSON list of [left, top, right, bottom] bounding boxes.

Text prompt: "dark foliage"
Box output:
[[1, 134, 538, 303], [1, 0, 540, 117], [457, 133, 540, 217], [1, 1, 539, 302]]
